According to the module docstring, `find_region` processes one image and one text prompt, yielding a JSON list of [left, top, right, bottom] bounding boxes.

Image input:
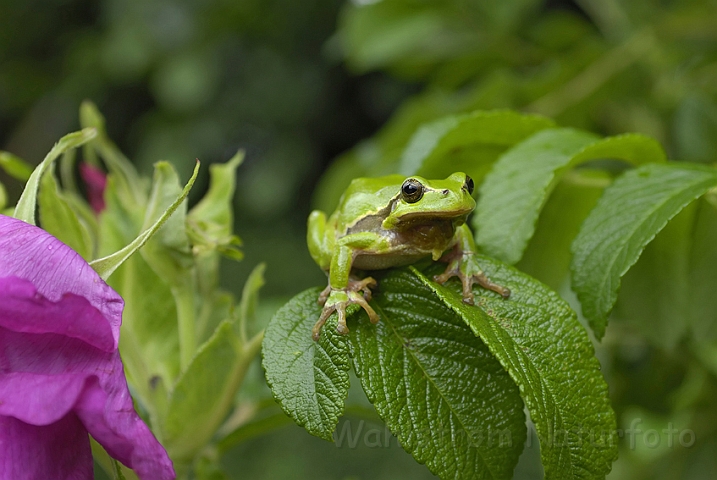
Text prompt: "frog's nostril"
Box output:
[[442, 189, 449, 195]]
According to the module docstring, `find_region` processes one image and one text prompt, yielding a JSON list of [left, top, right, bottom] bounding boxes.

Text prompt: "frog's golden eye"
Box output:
[[401, 178, 424, 203], [464, 175, 474, 195]]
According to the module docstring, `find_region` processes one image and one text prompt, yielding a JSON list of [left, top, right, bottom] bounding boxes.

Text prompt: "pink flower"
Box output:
[[0, 215, 175, 480], [79, 163, 107, 213]]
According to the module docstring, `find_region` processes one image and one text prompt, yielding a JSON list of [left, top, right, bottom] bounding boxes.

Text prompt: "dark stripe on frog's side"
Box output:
[[344, 196, 398, 236]]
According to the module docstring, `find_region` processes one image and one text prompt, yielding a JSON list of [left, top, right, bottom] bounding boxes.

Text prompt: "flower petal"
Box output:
[[0, 325, 116, 425], [0, 277, 115, 352], [0, 373, 86, 425], [0, 329, 176, 479], [0, 413, 93, 480], [75, 374, 176, 480], [0, 325, 115, 377], [0, 215, 122, 347]]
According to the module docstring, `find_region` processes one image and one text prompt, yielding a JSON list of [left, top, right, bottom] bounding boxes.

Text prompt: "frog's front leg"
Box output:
[[434, 224, 511, 304], [313, 234, 382, 340]]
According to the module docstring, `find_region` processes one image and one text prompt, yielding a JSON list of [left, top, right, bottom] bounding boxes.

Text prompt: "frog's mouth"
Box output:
[[391, 207, 472, 228]]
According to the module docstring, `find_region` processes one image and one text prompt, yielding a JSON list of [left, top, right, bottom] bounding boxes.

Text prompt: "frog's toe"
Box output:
[[348, 276, 377, 301], [317, 284, 332, 306], [475, 272, 511, 299], [353, 293, 380, 324], [312, 305, 335, 341], [335, 303, 350, 335]]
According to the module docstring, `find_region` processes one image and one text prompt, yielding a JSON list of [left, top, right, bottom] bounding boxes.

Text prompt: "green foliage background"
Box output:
[[2, 0, 717, 479]]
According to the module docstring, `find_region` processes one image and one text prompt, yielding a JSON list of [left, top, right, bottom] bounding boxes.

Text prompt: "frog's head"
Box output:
[[382, 172, 476, 230]]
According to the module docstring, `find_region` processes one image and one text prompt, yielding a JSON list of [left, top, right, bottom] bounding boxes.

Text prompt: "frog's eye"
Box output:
[[401, 178, 424, 203], [464, 175, 474, 195]]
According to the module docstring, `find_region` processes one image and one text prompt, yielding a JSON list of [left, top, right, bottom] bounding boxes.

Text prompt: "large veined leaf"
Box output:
[[399, 109, 555, 177], [516, 169, 610, 290], [349, 269, 526, 480], [264, 264, 617, 479], [613, 204, 695, 350], [415, 257, 617, 480], [475, 130, 666, 265], [262, 288, 350, 441], [571, 162, 717, 339]]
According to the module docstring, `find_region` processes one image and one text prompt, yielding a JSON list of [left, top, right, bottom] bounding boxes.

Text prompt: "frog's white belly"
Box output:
[[352, 250, 430, 270]]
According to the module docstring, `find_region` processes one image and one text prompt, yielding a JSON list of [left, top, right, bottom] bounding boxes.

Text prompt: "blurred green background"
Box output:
[[2, 0, 717, 478]]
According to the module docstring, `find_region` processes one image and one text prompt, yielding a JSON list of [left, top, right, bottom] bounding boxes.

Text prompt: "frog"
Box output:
[[307, 172, 510, 341]]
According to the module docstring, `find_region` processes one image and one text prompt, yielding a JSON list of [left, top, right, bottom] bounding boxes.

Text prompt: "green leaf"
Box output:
[[111, 459, 128, 480], [475, 130, 666, 264], [0, 151, 33, 181], [314, 109, 554, 213], [188, 151, 244, 305], [340, 1, 466, 75], [188, 150, 243, 241], [89, 161, 200, 280], [38, 169, 93, 260], [399, 109, 556, 177], [0, 183, 7, 211], [674, 93, 717, 164], [97, 175, 143, 256], [688, 195, 717, 341], [613, 204, 695, 350], [140, 161, 193, 282], [194, 456, 230, 480], [112, 253, 179, 414], [415, 257, 617, 480], [349, 269, 526, 480], [163, 321, 262, 460], [261, 288, 350, 442], [14, 128, 97, 225], [237, 262, 266, 342], [517, 169, 610, 290], [571, 162, 717, 339]]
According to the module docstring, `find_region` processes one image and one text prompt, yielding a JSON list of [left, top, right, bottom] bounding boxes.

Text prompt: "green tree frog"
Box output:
[[307, 172, 510, 340]]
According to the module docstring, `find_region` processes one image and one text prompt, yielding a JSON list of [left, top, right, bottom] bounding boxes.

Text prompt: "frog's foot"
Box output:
[[350, 276, 377, 302], [312, 277, 379, 341], [434, 254, 510, 304]]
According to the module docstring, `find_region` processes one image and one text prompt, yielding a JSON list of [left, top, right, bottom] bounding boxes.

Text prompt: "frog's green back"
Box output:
[[333, 174, 404, 231]]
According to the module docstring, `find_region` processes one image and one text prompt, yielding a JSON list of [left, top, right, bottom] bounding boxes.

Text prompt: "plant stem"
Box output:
[[526, 29, 656, 118]]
